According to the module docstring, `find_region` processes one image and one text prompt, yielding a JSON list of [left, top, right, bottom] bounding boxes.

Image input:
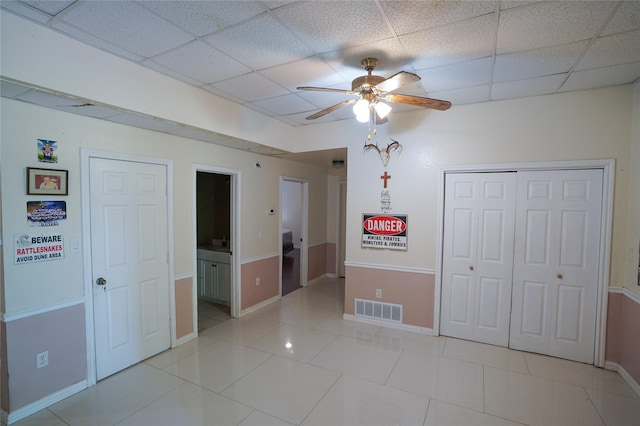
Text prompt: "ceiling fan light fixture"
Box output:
[[374, 101, 391, 119], [353, 99, 370, 122]]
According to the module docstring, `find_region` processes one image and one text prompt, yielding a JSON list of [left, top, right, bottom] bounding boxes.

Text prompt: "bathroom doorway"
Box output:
[[194, 169, 237, 332], [281, 178, 308, 296]]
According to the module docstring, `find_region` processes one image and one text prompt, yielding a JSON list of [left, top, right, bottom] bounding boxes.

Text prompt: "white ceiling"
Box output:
[[2, 0, 640, 166]]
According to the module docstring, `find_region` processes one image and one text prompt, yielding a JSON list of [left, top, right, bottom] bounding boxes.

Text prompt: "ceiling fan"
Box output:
[[297, 58, 451, 122]]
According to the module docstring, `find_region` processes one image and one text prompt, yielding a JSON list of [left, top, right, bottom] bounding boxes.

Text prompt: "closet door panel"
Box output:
[[511, 169, 602, 363], [441, 173, 516, 346]]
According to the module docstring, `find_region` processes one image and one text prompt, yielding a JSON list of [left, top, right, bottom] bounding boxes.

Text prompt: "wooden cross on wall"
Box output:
[[380, 171, 391, 188]]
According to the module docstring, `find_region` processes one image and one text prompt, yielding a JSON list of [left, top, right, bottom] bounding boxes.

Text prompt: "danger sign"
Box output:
[[362, 214, 407, 250], [14, 232, 65, 264]]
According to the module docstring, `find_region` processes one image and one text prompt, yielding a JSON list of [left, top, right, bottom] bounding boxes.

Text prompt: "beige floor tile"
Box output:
[[263, 302, 335, 328], [443, 337, 528, 373], [424, 400, 524, 426], [222, 356, 340, 424], [387, 351, 485, 412], [144, 335, 217, 369], [248, 323, 336, 362], [484, 366, 605, 426], [12, 409, 65, 426], [201, 314, 281, 345], [238, 410, 295, 426], [585, 387, 640, 426], [310, 334, 402, 384], [162, 339, 271, 393], [524, 352, 638, 398], [302, 375, 429, 426], [48, 363, 184, 426], [118, 382, 252, 426], [313, 311, 381, 341]]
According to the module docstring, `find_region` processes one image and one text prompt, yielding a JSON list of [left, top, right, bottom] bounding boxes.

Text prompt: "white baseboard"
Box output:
[[3, 379, 87, 424], [604, 361, 640, 398], [240, 295, 280, 316], [306, 273, 329, 286], [343, 313, 435, 335], [175, 332, 196, 347]]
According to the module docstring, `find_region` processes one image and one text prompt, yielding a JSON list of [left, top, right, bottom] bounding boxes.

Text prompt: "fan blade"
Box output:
[[375, 71, 421, 93], [297, 86, 356, 95], [306, 99, 356, 120], [383, 93, 451, 111]]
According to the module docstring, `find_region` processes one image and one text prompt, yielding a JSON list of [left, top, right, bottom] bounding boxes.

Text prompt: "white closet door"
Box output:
[[510, 169, 603, 363], [441, 173, 516, 346]]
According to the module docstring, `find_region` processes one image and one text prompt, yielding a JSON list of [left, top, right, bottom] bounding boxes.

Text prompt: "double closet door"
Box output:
[[440, 169, 603, 364]]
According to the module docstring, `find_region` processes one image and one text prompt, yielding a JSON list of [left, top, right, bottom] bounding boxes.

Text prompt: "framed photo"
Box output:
[[27, 167, 68, 196]]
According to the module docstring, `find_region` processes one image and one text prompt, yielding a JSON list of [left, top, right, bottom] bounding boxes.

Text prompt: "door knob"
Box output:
[[469, 266, 474, 271], [96, 277, 107, 286], [557, 273, 563, 279]]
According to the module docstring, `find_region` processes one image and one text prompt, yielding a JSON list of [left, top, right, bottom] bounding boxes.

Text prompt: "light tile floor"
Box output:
[[15, 277, 640, 426]]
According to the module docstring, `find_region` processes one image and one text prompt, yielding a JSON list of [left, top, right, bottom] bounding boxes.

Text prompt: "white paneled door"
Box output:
[[441, 173, 517, 347], [90, 158, 170, 380], [510, 169, 603, 364], [441, 169, 604, 364]]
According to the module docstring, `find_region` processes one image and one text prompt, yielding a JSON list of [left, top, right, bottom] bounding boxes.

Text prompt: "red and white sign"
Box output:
[[14, 231, 64, 264], [362, 214, 407, 250]]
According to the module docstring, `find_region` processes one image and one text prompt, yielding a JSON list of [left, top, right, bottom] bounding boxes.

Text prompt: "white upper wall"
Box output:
[[0, 11, 298, 153]]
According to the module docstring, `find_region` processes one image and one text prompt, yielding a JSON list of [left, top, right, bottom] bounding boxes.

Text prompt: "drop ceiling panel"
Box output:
[[56, 1, 195, 57], [496, 1, 616, 54], [493, 41, 588, 83], [561, 61, 640, 93], [575, 30, 640, 71], [431, 84, 491, 106], [250, 93, 316, 116], [140, 0, 266, 37], [400, 14, 497, 70], [259, 56, 348, 90], [205, 15, 312, 70], [151, 40, 251, 85], [416, 57, 493, 92], [273, 1, 394, 53], [381, 0, 497, 35], [491, 74, 567, 101], [602, 2, 640, 36], [3, 0, 640, 131], [211, 72, 289, 102], [49, 19, 145, 62]]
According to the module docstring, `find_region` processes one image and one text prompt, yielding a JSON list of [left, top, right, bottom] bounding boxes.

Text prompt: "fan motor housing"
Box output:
[[352, 75, 385, 92]]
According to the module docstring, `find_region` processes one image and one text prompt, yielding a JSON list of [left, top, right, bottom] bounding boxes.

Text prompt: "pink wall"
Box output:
[[325, 242, 336, 275], [175, 277, 193, 340], [345, 266, 435, 329], [606, 290, 640, 385], [241, 256, 279, 310], [4, 304, 87, 411], [308, 243, 327, 281], [1, 321, 7, 412]]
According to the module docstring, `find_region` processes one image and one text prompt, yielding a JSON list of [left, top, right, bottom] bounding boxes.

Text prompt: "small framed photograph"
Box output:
[[27, 167, 68, 196]]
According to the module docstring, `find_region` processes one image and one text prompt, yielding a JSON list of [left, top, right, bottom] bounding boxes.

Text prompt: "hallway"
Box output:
[[16, 277, 640, 425]]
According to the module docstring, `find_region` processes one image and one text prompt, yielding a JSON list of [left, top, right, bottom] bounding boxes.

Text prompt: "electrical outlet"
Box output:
[[36, 351, 48, 369], [375, 289, 382, 298], [256, 277, 261, 286]]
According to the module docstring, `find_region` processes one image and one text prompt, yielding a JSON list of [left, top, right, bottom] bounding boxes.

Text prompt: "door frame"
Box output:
[[192, 164, 241, 323], [280, 177, 309, 290], [81, 149, 175, 386], [435, 159, 614, 367]]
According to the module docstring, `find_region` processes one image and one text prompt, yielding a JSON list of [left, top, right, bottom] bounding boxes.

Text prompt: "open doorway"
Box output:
[[195, 171, 234, 332], [281, 179, 308, 296]]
